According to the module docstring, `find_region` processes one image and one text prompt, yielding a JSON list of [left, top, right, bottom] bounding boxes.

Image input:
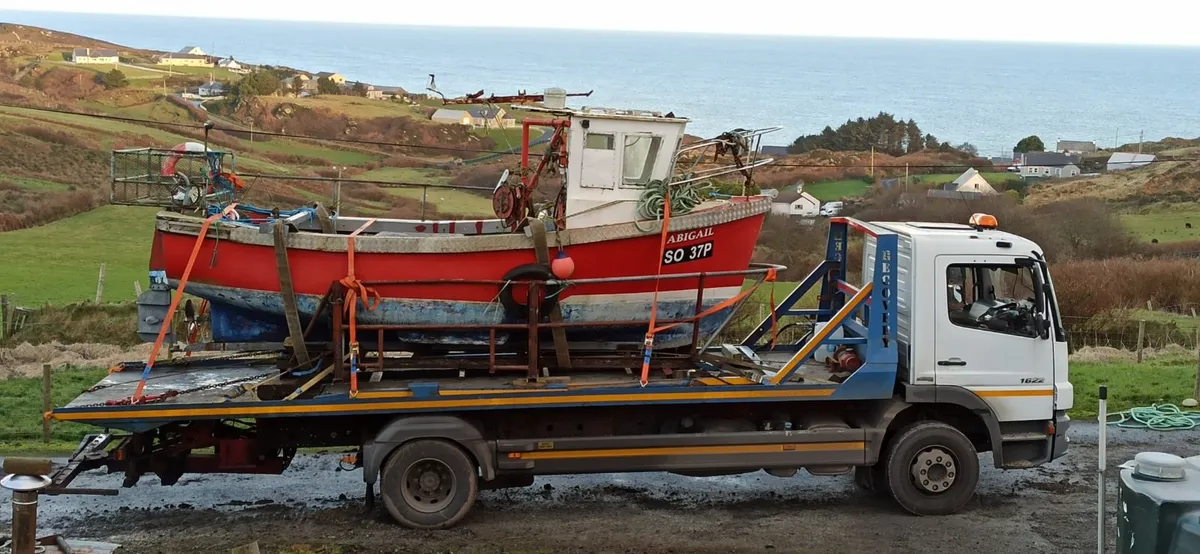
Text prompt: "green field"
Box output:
[[0, 173, 73, 191], [1121, 209, 1200, 243], [359, 167, 444, 182], [127, 63, 243, 81], [385, 185, 494, 217], [805, 179, 871, 201], [0, 205, 156, 306], [246, 138, 377, 166]]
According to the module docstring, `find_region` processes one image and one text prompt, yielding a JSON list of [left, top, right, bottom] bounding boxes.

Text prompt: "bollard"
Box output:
[[2, 457, 53, 554]]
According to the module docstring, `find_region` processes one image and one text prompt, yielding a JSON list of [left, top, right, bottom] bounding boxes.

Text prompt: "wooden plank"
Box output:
[[529, 219, 572, 370], [273, 221, 310, 365], [314, 203, 336, 234]]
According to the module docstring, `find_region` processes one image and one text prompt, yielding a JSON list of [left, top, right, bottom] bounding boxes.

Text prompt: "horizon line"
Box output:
[[3, 9, 1200, 49]]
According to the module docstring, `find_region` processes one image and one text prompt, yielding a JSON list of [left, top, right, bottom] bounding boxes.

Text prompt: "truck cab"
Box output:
[[861, 214, 1072, 465]]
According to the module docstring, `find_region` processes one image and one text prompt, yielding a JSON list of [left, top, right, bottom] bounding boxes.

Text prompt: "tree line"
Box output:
[[788, 112, 967, 156]]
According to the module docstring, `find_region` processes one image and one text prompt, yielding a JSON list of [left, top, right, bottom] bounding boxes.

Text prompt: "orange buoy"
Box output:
[[551, 250, 575, 279]]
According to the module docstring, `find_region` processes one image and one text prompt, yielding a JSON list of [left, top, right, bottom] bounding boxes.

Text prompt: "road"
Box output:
[[1, 423, 1196, 554]]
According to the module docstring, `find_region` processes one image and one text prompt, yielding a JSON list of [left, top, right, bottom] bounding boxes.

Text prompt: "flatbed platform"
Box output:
[[54, 354, 857, 431]]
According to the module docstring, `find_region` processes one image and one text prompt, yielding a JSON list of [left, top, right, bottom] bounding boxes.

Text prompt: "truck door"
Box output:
[[934, 255, 1055, 420]]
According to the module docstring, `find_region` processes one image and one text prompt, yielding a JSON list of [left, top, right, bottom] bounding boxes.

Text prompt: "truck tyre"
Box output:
[[884, 421, 979, 516], [380, 439, 478, 529]]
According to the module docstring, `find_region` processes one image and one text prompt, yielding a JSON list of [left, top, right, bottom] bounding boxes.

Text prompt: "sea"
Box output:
[[3, 10, 1199, 155]]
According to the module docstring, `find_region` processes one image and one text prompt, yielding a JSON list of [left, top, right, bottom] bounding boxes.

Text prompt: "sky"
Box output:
[[0, 1, 1198, 46]]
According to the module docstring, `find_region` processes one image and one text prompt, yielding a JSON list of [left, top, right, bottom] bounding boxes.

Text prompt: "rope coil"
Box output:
[[1106, 403, 1200, 430]]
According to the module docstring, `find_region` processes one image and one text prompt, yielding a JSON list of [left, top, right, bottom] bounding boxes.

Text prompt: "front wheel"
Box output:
[[380, 439, 478, 529], [884, 421, 979, 516]]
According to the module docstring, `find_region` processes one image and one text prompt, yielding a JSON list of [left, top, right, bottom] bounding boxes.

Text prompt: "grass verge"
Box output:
[[0, 366, 110, 454]]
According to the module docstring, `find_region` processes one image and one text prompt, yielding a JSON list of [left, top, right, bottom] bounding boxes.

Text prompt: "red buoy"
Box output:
[[551, 250, 575, 279]]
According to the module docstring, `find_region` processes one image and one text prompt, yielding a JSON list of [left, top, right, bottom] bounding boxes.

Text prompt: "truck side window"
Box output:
[[946, 264, 1039, 338]]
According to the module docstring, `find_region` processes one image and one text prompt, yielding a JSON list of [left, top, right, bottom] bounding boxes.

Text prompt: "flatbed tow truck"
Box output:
[[47, 214, 1072, 529]]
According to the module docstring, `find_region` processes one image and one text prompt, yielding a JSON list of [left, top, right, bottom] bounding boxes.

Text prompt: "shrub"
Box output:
[[99, 69, 128, 89]]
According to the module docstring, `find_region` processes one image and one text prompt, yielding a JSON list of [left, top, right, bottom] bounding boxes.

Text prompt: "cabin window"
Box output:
[[585, 133, 615, 150], [622, 135, 663, 186]]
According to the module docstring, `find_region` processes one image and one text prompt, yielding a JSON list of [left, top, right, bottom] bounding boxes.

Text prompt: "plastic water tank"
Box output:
[[1116, 452, 1200, 554]]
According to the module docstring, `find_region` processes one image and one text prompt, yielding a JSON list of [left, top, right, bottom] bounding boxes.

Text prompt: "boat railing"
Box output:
[[297, 263, 788, 382]]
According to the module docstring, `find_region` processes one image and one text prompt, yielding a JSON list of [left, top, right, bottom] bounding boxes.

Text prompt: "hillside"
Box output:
[[1024, 159, 1200, 207], [0, 25, 540, 231]]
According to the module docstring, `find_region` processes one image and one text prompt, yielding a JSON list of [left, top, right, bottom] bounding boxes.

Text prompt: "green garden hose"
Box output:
[[1106, 404, 1200, 431]]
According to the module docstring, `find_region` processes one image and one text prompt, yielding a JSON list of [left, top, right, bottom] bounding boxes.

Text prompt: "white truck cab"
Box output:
[[862, 214, 1072, 465]]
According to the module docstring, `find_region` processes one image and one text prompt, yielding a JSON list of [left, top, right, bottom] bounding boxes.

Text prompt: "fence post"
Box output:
[[1190, 327, 1200, 408], [1136, 320, 1146, 364], [1, 293, 8, 339], [95, 263, 106, 305], [42, 363, 51, 443]]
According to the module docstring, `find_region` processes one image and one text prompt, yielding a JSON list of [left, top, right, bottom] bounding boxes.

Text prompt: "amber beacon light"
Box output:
[[969, 213, 998, 229]]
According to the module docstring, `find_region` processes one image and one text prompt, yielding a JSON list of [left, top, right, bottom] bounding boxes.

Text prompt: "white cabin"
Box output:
[[553, 107, 688, 227], [508, 90, 777, 229]]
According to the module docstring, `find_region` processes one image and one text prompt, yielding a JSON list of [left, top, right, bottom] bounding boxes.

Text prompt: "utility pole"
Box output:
[[905, 163, 909, 192], [249, 121, 254, 143], [1138, 130, 1144, 154], [870, 146, 875, 178]]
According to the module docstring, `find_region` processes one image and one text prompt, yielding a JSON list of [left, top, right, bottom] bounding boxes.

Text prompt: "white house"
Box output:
[[216, 57, 243, 71], [947, 169, 997, 194], [198, 81, 227, 97], [431, 108, 473, 126], [1019, 152, 1081, 179], [1107, 152, 1156, 172], [771, 190, 820, 217], [71, 48, 118, 64], [178, 46, 206, 56], [927, 168, 999, 200]]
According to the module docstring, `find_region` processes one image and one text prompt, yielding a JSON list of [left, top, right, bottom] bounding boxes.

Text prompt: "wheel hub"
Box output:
[[910, 446, 957, 493], [402, 459, 455, 514]]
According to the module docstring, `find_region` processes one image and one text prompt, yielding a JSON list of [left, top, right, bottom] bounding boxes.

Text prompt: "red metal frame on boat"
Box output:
[[297, 263, 784, 388], [520, 119, 569, 192]]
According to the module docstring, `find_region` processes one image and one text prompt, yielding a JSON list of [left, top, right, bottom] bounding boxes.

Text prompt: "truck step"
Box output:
[[1001, 432, 1048, 442]]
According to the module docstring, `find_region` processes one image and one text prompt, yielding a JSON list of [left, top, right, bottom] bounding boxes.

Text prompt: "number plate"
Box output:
[[663, 241, 714, 266]]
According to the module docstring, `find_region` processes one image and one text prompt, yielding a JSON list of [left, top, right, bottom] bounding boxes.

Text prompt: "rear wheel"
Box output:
[[884, 421, 979, 516], [380, 439, 478, 529]]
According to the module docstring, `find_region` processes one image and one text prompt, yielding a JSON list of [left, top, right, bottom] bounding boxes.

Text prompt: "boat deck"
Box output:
[[53, 352, 851, 431]]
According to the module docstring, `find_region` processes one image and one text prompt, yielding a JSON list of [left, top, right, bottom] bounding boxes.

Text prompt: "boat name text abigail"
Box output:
[[666, 227, 714, 245]]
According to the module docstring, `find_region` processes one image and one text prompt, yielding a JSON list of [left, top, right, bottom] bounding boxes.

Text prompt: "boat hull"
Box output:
[[151, 198, 771, 348]]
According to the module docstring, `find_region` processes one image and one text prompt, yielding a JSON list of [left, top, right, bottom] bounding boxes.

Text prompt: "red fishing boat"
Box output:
[[145, 88, 781, 351]]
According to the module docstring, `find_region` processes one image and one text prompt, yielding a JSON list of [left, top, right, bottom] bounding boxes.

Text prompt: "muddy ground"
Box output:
[[1, 423, 1196, 554]]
